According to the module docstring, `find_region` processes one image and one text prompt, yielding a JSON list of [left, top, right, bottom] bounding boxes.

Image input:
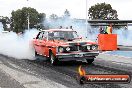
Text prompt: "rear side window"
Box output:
[[36, 32, 43, 40], [36, 31, 48, 40]]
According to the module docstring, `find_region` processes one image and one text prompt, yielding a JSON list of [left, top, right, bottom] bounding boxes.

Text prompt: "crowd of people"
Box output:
[[99, 24, 113, 34]]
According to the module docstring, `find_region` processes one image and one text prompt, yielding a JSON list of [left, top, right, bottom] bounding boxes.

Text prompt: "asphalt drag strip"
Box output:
[[0, 54, 132, 88], [0, 69, 25, 88]]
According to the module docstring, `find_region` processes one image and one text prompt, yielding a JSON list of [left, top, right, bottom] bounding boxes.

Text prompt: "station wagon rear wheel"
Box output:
[[35, 51, 38, 56], [34, 51, 39, 60], [49, 52, 58, 65]]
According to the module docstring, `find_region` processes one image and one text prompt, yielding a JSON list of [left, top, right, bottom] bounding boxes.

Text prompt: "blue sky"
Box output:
[[0, 0, 132, 19]]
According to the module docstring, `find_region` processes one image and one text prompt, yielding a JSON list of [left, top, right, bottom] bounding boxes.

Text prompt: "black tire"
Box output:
[[34, 51, 39, 61], [86, 57, 95, 64], [35, 51, 38, 56], [49, 52, 59, 65]]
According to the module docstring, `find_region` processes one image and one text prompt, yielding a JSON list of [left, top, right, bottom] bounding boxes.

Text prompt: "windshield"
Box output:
[[48, 31, 79, 40]]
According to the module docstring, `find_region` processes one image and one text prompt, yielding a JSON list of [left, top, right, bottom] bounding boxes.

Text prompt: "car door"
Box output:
[[34, 32, 43, 54], [39, 31, 47, 56]]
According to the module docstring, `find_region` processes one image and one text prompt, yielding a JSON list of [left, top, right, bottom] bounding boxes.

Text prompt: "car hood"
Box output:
[[53, 39, 97, 46]]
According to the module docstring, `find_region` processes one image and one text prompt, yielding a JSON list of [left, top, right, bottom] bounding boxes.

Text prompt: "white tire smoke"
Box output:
[[0, 29, 39, 60]]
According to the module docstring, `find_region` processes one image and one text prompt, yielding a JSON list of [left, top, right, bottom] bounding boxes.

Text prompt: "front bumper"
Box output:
[[56, 51, 99, 61]]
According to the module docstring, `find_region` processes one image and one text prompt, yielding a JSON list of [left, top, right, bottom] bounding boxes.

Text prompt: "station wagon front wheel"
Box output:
[[49, 52, 58, 65]]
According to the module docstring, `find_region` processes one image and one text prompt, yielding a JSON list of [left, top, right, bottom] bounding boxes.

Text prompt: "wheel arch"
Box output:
[[49, 49, 52, 56], [48, 48, 56, 57]]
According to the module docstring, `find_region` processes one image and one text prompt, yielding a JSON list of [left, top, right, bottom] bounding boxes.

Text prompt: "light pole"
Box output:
[[86, 0, 88, 39], [27, 13, 30, 30], [27, 0, 30, 30]]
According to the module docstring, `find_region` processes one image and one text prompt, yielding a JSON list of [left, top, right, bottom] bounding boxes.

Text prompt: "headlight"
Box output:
[[91, 45, 97, 50], [66, 47, 70, 51], [58, 47, 64, 52], [86, 46, 91, 50]]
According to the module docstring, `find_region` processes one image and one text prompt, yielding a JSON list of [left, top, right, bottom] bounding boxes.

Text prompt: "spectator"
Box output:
[[106, 24, 112, 34], [70, 26, 73, 29], [99, 26, 104, 34], [59, 26, 62, 29], [66, 27, 68, 29]]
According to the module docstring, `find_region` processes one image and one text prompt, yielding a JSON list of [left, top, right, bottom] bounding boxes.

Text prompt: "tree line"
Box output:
[[1, 2, 118, 33]]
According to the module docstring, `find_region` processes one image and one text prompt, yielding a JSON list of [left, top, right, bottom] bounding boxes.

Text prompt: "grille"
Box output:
[[69, 45, 87, 51], [69, 46, 78, 51]]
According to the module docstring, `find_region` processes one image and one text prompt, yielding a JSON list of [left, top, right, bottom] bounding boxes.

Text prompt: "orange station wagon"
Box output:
[[32, 29, 99, 65]]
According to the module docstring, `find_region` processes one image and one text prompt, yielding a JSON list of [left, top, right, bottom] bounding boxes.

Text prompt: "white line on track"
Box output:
[[0, 61, 67, 88]]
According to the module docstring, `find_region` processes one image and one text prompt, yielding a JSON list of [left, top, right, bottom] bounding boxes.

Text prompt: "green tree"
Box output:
[[38, 13, 46, 23], [63, 9, 70, 19], [11, 7, 46, 33], [49, 14, 58, 20], [88, 3, 118, 20], [0, 16, 10, 31]]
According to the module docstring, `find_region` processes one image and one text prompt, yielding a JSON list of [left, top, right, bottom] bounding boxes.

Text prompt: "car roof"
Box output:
[[41, 29, 75, 32]]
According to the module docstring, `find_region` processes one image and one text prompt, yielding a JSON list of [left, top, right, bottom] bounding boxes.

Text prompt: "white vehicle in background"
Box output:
[[0, 31, 10, 36], [1, 31, 9, 33], [127, 24, 132, 30]]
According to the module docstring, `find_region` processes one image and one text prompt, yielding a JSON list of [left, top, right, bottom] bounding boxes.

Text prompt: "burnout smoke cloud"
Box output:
[[114, 29, 132, 46], [44, 19, 132, 46], [0, 20, 132, 60], [0, 25, 39, 59]]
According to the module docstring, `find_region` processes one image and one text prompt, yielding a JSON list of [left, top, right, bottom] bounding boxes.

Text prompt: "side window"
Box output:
[[42, 31, 47, 40], [48, 32, 55, 40]]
